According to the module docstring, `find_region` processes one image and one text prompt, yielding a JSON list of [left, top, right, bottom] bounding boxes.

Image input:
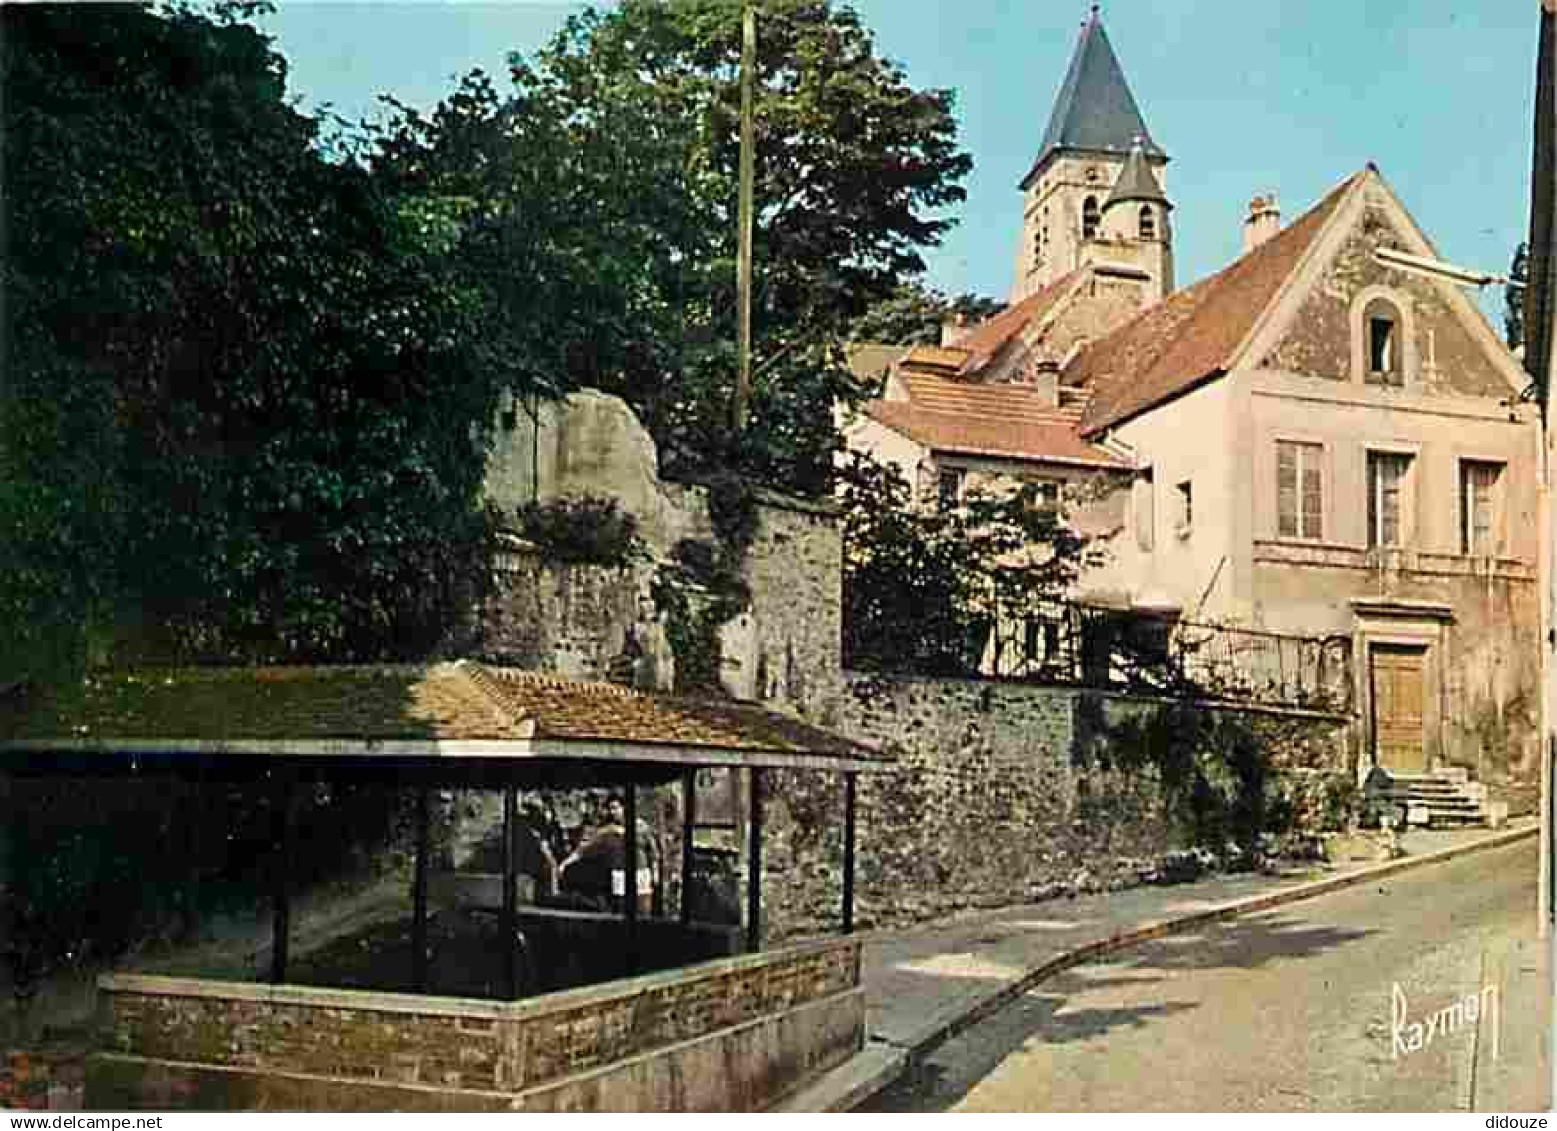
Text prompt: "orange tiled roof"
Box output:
[[0, 663, 888, 766], [899, 344, 968, 373], [1073, 172, 1361, 436], [897, 272, 1083, 379], [469, 667, 878, 760], [864, 372, 1125, 468], [949, 271, 1083, 370]]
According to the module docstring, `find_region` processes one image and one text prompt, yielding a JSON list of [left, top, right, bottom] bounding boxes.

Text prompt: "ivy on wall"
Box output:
[[1077, 694, 1355, 854], [650, 473, 760, 696]]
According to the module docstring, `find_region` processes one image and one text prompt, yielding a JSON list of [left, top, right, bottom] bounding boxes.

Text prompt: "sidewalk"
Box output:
[[779, 818, 1541, 1112]]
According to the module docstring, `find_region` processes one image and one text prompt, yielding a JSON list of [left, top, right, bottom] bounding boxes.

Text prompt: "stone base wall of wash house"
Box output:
[[86, 940, 864, 1112]]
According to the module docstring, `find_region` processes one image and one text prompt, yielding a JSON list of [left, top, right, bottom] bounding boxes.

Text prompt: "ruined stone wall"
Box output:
[[735, 497, 844, 710], [466, 492, 840, 708], [478, 390, 841, 706]]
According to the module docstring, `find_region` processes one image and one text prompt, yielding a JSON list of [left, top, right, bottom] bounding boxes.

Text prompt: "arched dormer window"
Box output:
[[1138, 205, 1156, 240], [1349, 286, 1415, 387], [1364, 297, 1402, 385], [1082, 196, 1100, 241]]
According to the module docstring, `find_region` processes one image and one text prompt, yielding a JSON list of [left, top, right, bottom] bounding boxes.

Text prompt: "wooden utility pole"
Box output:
[[1530, 0, 1556, 943], [733, 1, 756, 432]]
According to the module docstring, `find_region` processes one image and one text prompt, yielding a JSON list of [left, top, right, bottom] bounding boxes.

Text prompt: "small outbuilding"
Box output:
[[0, 661, 889, 1111]]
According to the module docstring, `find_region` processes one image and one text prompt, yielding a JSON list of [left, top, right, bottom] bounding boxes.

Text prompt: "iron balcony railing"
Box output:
[[974, 600, 1353, 713]]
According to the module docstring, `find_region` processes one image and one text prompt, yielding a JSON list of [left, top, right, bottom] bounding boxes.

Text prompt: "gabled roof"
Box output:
[[1021, 11, 1165, 189], [863, 372, 1127, 469], [949, 271, 1082, 371], [1073, 171, 1362, 436], [896, 272, 1081, 380], [0, 662, 890, 771]]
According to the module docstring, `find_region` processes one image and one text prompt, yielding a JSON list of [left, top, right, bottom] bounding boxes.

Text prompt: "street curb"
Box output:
[[795, 822, 1537, 1112], [772, 1042, 907, 1113]]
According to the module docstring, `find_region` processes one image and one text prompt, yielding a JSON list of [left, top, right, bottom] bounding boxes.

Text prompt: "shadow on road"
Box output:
[[863, 990, 1198, 1113], [1109, 911, 1377, 973], [865, 909, 1378, 1112]]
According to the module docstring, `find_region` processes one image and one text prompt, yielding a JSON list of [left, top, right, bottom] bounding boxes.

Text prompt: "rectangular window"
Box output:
[[1133, 470, 1155, 551], [1174, 480, 1193, 534], [1460, 460, 1503, 555], [1367, 451, 1413, 548], [1276, 441, 1324, 540], [937, 467, 964, 512], [1033, 480, 1061, 514], [1368, 317, 1395, 376]]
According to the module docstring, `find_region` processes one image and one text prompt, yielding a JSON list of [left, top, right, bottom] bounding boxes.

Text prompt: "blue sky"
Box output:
[[260, 2, 1540, 320]]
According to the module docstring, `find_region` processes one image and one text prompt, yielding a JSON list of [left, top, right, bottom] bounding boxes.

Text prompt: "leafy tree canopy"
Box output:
[[1, 2, 532, 682], [1506, 241, 1529, 350], [372, 0, 972, 494], [837, 453, 1100, 675], [850, 280, 1004, 345]]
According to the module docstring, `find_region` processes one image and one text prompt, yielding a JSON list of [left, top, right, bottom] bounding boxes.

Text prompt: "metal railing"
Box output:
[[977, 600, 1353, 713]]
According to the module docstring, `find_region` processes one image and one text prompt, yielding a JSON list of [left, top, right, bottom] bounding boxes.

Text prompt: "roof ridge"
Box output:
[[1221, 169, 1370, 369], [952, 270, 1084, 372], [475, 662, 645, 700], [456, 661, 541, 736]]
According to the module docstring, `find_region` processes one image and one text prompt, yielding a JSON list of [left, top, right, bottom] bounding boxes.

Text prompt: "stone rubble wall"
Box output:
[[761, 677, 1352, 941]]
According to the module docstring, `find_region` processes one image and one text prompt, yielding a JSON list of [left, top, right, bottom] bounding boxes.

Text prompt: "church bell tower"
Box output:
[[1012, 8, 1174, 303]]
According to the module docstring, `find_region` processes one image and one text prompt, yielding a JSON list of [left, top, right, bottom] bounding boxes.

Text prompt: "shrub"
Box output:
[[516, 496, 644, 567]]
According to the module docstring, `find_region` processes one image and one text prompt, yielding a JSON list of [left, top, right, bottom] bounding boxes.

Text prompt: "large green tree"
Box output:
[[849, 281, 1005, 346], [837, 453, 1099, 676], [1, 3, 528, 681], [374, 0, 971, 494]]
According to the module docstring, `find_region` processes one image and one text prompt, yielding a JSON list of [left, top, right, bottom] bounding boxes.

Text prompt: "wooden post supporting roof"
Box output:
[[746, 768, 763, 953], [270, 774, 292, 985], [842, 772, 857, 935], [412, 786, 430, 994], [502, 785, 519, 999], [680, 769, 696, 928], [623, 783, 639, 976]]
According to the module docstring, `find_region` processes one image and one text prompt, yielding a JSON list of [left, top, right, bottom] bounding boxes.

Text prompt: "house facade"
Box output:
[[846, 9, 1541, 788], [1072, 168, 1541, 783]]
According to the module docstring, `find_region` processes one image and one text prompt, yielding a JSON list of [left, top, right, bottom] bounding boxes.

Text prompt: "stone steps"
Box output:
[[1367, 768, 1490, 828]]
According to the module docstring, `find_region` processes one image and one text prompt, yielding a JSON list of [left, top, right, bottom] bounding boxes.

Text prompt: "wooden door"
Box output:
[[1371, 644, 1427, 773]]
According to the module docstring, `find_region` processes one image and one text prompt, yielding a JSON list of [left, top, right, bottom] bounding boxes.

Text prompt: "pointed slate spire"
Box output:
[[1104, 138, 1171, 211], [1020, 9, 1165, 188]]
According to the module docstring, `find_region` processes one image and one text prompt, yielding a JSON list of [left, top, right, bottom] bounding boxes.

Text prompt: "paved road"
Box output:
[[865, 840, 1548, 1112]]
